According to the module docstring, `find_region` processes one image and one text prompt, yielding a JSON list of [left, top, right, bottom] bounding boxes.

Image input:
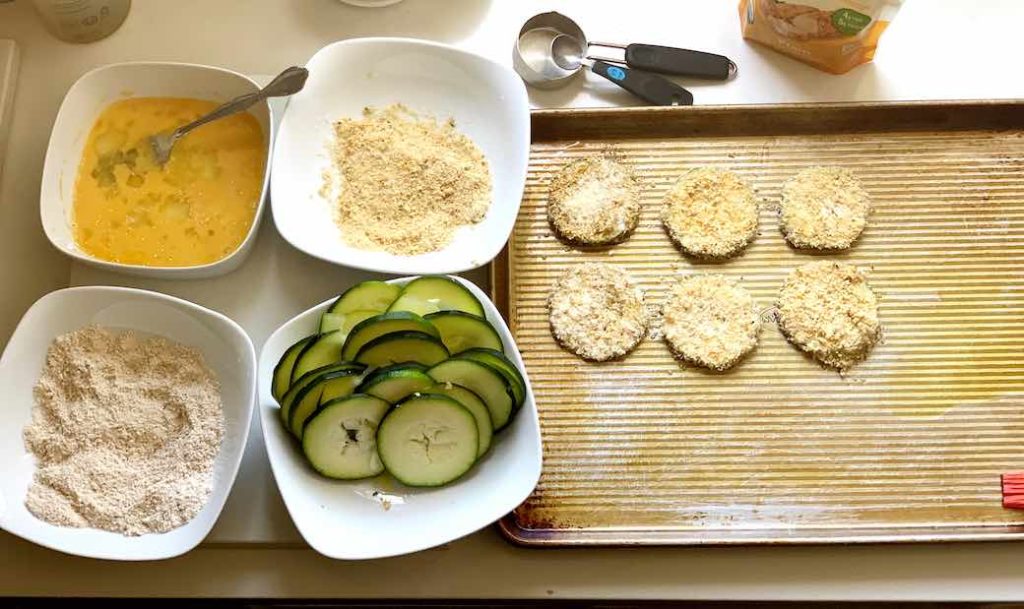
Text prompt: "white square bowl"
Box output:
[[0, 286, 256, 560], [270, 38, 530, 275], [40, 62, 274, 279], [258, 276, 542, 559]]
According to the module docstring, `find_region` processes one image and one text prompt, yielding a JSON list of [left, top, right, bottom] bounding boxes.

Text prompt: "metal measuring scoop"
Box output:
[[553, 35, 737, 81], [149, 65, 309, 166], [513, 13, 589, 90], [513, 12, 736, 106], [550, 33, 695, 106]]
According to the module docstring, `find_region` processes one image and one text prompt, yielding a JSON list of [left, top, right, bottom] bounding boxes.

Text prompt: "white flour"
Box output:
[[23, 326, 224, 536]]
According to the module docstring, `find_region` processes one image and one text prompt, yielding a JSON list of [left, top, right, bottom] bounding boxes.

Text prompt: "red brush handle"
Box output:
[[1001, 472, 1024, 509]]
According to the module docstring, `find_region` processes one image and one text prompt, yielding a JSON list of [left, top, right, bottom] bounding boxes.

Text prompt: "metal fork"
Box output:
[[149, 65, 308, 166]]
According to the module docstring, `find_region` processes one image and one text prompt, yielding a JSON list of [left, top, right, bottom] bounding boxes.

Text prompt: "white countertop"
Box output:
[[2, 0, 1024, 600]]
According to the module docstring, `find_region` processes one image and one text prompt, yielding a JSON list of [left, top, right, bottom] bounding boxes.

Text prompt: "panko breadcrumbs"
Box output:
[[323, 104, 491, 256], [547, 155, 643, 246], [662, 275, 762, 371], [661, 167, 759, 259], [776, 260, 881, 370], [779, 166, 871, 250], [548, 263, 649, 361]]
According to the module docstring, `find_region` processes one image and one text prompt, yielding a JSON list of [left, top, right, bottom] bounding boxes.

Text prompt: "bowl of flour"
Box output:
[[0, 286, 255, 560]]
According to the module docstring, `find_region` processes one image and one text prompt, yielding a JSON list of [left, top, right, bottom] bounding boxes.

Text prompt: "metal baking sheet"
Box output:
[[493, 101, 1024, 545]]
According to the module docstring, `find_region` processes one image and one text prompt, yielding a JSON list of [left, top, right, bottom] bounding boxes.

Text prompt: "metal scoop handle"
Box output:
[[591, 60, 693, 107]]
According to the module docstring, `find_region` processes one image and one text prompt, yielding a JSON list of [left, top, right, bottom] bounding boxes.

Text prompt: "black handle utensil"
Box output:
[[590, 61, 693, 106], [512, 11, 733, 106], [597, 42, 735, 80]]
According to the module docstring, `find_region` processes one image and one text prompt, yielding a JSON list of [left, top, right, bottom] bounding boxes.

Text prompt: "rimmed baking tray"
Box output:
[[493, 101, 1024, 545]]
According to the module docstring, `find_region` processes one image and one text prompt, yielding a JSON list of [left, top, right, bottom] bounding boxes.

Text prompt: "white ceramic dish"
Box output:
[[40, 62, 274, 279], [271, 38, 530, 275], [259, 276, 542, 560], [0, 286, 256, 560]]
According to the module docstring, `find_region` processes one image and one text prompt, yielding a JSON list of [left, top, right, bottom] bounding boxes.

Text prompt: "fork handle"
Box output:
[[172, 66, 309, 138]]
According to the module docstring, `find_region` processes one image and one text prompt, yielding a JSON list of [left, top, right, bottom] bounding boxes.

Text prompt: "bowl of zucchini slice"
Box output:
[[258, 275, 541, 559]]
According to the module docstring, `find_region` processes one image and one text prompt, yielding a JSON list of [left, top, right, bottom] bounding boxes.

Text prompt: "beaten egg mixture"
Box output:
[[72, 97, 265, 267]]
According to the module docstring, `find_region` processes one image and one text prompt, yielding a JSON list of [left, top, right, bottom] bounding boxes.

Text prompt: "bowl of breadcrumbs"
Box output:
[[270, 38, 530, 274]]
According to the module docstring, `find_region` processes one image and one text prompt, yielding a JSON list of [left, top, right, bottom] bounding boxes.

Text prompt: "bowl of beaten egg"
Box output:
[[41, 62, 273, 279]]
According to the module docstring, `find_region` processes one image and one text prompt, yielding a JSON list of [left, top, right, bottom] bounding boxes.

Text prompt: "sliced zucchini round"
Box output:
[[428, 382, 493, 457], [279, 361, 365, 426], [428, 358, 514, 431], [358, 367, 435, 404], [341, 311, 439, 361], [360, 362, 428, 379], [327, 281, 402, 315], [377, 394, 479, 487], [272, 335, 314, 402], [318, 308, 378, 335], [289, 368, 365, 438], [291, 330, 346, 384], [302, 394, 391, 480], [354, 331, 450, 368], [424, 311, 503, 354], [387, 276, 485, 317], [458, 348, 527, 409]]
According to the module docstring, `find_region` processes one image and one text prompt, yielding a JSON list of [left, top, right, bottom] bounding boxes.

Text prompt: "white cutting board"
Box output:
[[0, 40, 18, 184]]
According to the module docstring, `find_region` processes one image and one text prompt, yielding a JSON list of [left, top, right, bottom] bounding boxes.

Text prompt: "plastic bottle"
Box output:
[[31, 0, 130, 43]]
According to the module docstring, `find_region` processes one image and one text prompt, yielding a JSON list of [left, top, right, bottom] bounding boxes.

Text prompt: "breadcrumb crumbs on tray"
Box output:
[[547, 155, 643, 246], [547, 263, 649, 362], [779, 166, 871, 250], [323, 103, 492, 256], [662, 274, 762, 371], [776, 260, 881, 370], [661, 167, 759, 259]]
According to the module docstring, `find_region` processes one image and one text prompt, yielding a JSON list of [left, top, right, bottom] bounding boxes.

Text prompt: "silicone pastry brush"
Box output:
[[1001, 472, 1024, 509]]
